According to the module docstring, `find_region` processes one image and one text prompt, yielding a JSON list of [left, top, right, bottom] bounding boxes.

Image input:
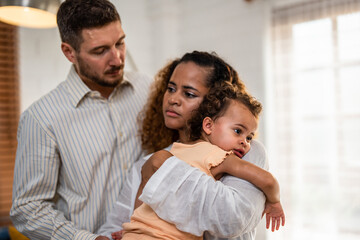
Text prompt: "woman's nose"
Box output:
[[168, 93, 180, 105]]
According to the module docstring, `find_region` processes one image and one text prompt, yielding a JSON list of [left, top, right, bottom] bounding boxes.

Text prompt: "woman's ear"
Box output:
[[61, 42, 77, 63], [202, 117, 214, 135]]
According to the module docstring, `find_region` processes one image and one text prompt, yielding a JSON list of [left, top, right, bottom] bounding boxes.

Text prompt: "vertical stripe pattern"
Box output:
[[10, 66, 151, 240]]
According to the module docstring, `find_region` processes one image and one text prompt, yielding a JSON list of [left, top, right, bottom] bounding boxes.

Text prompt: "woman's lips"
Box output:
[[165, 110, 180, 117]]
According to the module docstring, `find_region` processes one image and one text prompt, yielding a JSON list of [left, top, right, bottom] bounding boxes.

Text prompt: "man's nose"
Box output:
[[109, 48, 123, 66]]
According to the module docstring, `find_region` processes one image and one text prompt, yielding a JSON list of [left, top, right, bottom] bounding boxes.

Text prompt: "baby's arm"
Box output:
[[210, 153, 285, 231], [211, 153, 279, 202], [263, 201, 285, 231]]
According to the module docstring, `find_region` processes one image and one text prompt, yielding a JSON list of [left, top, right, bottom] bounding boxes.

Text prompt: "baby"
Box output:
[[119, 83, 285, 239]]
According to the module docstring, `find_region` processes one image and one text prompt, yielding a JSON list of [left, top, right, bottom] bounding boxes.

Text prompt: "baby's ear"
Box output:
[[202, 117, 214, 135]]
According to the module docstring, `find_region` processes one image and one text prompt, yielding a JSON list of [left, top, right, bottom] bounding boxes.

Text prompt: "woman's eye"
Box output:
[[167, 86, 176, 92], [185, 92, 196, 98]]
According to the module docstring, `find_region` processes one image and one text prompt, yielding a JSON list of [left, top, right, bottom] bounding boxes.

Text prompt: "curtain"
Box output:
[[0, 21, 19, 226], [270, 0, 360, 239]]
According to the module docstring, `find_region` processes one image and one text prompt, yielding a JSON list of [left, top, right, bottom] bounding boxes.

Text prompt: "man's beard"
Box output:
[[77, 56, 124, 88]]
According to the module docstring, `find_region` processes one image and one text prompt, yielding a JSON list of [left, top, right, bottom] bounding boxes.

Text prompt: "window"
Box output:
[[270, 0, 360, 239], [0, 21, 19, 226]]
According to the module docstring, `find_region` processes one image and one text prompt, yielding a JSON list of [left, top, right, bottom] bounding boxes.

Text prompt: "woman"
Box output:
[[98, 51, 269, 240]]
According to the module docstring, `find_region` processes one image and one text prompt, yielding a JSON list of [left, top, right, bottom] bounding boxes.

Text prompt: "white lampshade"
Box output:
[[0, 0, 61, 28]]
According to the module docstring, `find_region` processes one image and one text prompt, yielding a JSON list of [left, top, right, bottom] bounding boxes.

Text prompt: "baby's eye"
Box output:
[[246, 136, 253, 142], [234, 129, 241, 134]]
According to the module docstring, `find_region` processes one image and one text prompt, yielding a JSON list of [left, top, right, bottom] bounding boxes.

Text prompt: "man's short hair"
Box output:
[[57, 0, 121, 51]]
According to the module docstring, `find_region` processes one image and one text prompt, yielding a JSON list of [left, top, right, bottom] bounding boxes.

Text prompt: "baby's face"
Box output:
[[207, 100, 258, 158]]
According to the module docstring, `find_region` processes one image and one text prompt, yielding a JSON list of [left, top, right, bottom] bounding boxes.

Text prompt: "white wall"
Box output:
[[112, 0, 153, 74], [18, 27, 70, 111]]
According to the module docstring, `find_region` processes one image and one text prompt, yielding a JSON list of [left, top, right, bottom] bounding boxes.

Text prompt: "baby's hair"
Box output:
[[187, 82, 262, 141], [140, 51, 249, 154]]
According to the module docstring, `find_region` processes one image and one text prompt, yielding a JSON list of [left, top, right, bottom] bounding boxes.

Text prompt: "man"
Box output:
[[10, 0, 150, 239]]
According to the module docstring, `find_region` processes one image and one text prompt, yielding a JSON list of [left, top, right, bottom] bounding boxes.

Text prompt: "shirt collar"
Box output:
[[65, 65, 133, 108]]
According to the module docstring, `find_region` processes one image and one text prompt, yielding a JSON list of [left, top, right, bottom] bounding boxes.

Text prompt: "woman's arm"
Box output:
[[97, 157, 145, 238], [134, 150, 173, 209], [140, 140, 269, 237]]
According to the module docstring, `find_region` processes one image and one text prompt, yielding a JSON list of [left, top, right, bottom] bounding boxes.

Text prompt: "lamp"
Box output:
[[0, 0, 61, 28]]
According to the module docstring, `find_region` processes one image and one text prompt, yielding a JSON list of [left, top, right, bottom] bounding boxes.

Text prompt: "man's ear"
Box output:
[[202, 117, 214, 135], [61, 42, 77, 63]]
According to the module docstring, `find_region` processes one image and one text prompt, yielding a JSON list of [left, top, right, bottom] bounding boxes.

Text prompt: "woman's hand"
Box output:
[[111, 230, 124, 240], [95, 236, 110, 240], [134, 150, 173, 209]]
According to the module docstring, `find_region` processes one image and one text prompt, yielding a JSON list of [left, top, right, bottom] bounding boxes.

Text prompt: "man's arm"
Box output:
[[10, 112, 100, 240], [140, 140, 268, 238]]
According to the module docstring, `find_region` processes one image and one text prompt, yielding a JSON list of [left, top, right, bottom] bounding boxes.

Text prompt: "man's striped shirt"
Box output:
[[11, 65, 151, 240]]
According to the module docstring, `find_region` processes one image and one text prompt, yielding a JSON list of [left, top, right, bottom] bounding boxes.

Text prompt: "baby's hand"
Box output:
[[111, 230, 124, 240], [262, 201, 285, 232]]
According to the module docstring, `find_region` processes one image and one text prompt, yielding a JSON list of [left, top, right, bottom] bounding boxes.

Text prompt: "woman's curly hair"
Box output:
[[187, 83, 263, 141], [139, 51, 249, 154]]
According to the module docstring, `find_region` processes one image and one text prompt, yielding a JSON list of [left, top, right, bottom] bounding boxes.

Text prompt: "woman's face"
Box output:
[[162, 61, 209, 142]]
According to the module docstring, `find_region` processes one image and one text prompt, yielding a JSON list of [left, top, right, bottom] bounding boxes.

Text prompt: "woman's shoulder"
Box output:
[[243, 139, 269, 170]]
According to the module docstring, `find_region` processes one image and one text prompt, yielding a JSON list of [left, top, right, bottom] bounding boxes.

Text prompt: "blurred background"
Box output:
[[0, 0, 359, 239]]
